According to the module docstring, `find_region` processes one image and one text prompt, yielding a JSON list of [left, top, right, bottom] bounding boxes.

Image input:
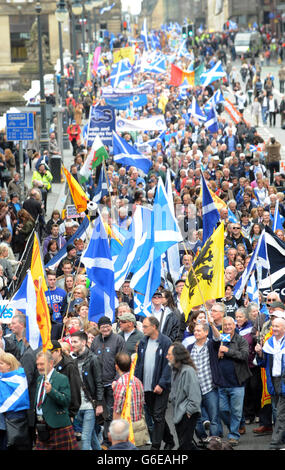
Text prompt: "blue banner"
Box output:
[[87, 105, 116, 148], [105, 93, 147, 110]]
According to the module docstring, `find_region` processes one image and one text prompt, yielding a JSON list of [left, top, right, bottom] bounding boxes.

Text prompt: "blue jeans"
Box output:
[[218, 386, 245, 440], [261, 106, 268, 124], [75, 409, 101, 450], [196, 388, 223, 438]]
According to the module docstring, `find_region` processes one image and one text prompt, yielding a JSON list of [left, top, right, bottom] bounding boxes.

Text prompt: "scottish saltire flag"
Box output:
[[247, 272, 260, 306], [132, 54, 142, 74], [250, 145, 257, 153], [81, 214, 115, 323], [201, 172, 220, 244], [112, 131, 152, 174], [45, 216, 89, 269], [10, 270, 41, 350], [0, 368, 30, 413], [228, 207, 238, 223], [141, 18, 150, 51], [100, 2, 115, 14], [151, 33, 161, 50], [188, 97, 207, 122], [258, 227, 285, 299], [165, 169, 181, 283], [179, 78, 190, 100], [144, 56, 166, 74], [114, 206, 152, 290], [204, 103, 219, 133], [204, 89, 225, 113], [273, 200, 284, 231], [110, 59, 132, 88], [110, 224, 127, 264], [234, 231, 268, 300], [220, 333, 231, 343], [153, 177, 183, 259], [93, 165, 109, 204], [200, 60, 226, 87], [148, 130, 166, 148]]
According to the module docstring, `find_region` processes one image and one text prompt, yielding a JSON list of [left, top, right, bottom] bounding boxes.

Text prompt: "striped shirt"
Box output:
[[190, 340, 214, 395], [112, 372, 144, 422]]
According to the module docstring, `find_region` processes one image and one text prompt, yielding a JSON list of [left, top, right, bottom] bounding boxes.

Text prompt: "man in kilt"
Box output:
[[34, 350, 79, 450]]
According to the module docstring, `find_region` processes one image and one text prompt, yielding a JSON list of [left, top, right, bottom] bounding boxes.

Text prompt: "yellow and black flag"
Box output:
[[180, 223, 225, 321]]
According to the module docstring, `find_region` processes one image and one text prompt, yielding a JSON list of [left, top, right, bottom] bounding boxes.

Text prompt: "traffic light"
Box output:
[[187, 24, 194, 37], [182, 25, 187, 39]]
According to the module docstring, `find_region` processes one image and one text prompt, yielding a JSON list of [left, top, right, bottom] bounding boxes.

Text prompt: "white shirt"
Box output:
[[272, 337, 285, 377], [36, 368, 54, 416]]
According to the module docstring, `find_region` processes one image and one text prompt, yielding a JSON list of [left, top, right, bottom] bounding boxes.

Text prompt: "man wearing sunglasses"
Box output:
[[226, 223, 252, 255]]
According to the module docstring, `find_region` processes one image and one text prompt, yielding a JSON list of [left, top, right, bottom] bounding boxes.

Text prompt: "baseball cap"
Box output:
[[49, 340, 62, 352], [270, 309, 285, 319], [119, 313, 136, 324]]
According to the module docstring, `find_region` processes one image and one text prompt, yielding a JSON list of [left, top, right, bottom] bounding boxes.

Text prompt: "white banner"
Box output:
[[115, 115, 167, 132]]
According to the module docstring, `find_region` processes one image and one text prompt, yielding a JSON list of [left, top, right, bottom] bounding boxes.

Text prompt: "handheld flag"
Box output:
[[199, 60, 226, 87], [120, 353, 138, 444], [63, 166, 89, 213], [188, 97, 207, 122], [80, 134, 109, 183], [201, 172, 220, 245], [112, 131, 152, 174], [31, 233, 53, 352], [0, 368, 30, 413], [110, 58, 133, 88], [180, 223, 225, 321]]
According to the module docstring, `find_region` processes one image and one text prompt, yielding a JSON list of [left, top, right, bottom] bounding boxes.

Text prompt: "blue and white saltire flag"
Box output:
[[153, 177, 183, 260], [204, 102, 219, 134], [201, 172, 220, 245], [100, 2, 115, 14], [247, 272, 260, 306], [0, 368, 30, 413], [164, 169, 181, 283], [114, 206, 152, 291], [10, 270, 41, 350], [188, 97, 207, 122], [273, 199, 284, 231], [200, 60, 226, 87], [179, 78, 190, 100], [81, 214, 115, 324], [112, 131, 152, 174], [144, 56, 166, 74], [141, 18, 150, 51], [148, 130, 166, 148], [228, 207, 238, 223], [110, 59, 132, 88], [234, 231, 268, 300], [151, 33, 161, 50], [134, 292, 152, 318], [110, 224, 127, 265], [204, 89, 225, 113], [93, 165, 109, 204], [45, 216, 89, 269]]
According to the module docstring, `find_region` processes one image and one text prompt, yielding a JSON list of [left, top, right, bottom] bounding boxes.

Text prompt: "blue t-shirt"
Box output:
[[45, 287, 66, 322]]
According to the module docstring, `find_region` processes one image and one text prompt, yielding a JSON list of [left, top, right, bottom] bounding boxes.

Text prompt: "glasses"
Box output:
[[232, 227, 241, 230], [267, 298, 276, 302]]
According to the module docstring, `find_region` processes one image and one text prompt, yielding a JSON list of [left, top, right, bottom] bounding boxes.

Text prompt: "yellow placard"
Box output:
[[113, 47, 135, 65]]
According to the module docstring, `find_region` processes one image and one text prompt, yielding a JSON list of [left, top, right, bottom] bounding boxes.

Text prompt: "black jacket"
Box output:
[[73, 347, 104, 406], [119, 328, 144, 357], [135, 332, 172, 392], [91, 332, 126, 386], [55, 354, 82, 418]]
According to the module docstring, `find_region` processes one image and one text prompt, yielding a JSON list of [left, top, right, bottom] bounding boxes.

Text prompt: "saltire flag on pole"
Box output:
[[80, 134, 109, 183], [273, 199, 284, 231], [204, 102, 219, 134], [120, 353, 138, 444], [199, 60, 226, 87], [81, 214, 115, 324], [63, 165, 89, 213], [180, 222, 225, 321], [112, 131, 152, 174], [258, 227, 285, 300], [45, 215, 90, 269], [0, 368, 30, 413], [10, 270, 41, 350], [247, 272, 260, 307], [110, 59, 133, 88], [141, 18, 150, 51], [30, 233, 53, 352], [188, 97, 207, 122], [169, 64, 194, 87], [164, 169, 181, 283], [234, 230, 269, 300], [201, 172, 220, 245], [143, 56, 166, 74], [93, 165, 109, 204]]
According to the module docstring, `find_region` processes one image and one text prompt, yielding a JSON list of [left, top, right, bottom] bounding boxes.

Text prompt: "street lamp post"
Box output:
[[35, 1, 49, 153], [55, 0, 70, 151], [71, 0, 83, 99]]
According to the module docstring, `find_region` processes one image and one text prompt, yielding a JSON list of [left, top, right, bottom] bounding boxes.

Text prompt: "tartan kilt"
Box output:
[[35, 425, 79, 450]]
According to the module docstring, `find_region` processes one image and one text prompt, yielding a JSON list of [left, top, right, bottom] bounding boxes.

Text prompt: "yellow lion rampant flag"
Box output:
[[180, 223, 225, 321], [121, 354, 138, 444]]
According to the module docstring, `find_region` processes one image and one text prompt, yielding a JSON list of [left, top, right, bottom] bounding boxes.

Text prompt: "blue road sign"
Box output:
[[6, 112, 34, 141]]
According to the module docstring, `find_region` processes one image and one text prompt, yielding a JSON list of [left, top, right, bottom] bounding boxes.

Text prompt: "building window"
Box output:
[[9, 14, 49, 63]]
